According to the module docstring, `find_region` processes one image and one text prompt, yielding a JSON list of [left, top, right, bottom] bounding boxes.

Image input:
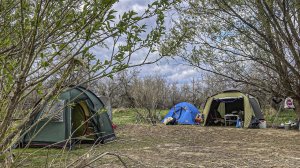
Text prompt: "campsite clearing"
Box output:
[[18, 124, 300, 167]]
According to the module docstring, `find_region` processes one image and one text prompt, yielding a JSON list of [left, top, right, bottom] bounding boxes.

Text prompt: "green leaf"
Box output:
[[132, 16, 141, 21], [41, 61, 49, 68], [82, 47, 89, 54], [104, 60, 110, 65], [59, 44, 65, 50], [52, 44, 56, 50]]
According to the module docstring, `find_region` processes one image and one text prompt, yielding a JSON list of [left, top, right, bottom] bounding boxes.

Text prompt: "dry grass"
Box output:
[[105, 124, 300, 168], [16, 124, 300, 167]]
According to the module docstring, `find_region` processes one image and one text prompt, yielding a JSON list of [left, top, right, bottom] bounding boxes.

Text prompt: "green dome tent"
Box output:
[[19, 86, 115, 148], [202, 90, 264, 128]]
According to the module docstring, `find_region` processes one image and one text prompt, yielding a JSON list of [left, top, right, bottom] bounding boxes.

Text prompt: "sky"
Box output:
[[93, 0, 201, 84]]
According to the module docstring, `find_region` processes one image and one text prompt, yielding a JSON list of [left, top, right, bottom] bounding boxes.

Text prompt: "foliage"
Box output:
[[112, 108, 137, 125], [164, 0, 300, 118], [264, 108, 297, 126], [96, 69, 206, 109], [0, 0, 180, 166]]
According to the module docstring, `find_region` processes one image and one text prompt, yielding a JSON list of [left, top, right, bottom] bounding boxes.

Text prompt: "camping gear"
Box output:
[[272, 97, 296, 128], [284, 122, 291, 130], [112, 123, 117, 129], [195, 114, 202, 124], [163, 117, 175, 125], [278, 123, 285, 129], [202, 90, 264, 128], [224, 114, 239, 126], [19, 86, 116, 148], [236, 117, 242, 128], [162, 102, 200, 125], [259, 120, 267, 129], [194, 113, 203, 124], [284, 97, 295, 109]]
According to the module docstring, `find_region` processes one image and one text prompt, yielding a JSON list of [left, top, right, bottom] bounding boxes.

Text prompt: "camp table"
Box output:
[[224, 114, 238, 126]]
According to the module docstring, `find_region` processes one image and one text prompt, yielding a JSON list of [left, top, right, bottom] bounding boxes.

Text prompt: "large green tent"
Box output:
[[19, 86, 115, 148], [202, 90, 264, 128]]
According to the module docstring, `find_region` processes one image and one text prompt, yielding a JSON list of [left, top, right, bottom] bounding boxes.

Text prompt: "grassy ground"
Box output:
[[112, 108, 169, 126], [13, 108, 299, 167], [112, 108, 298, 127], [264, 109, 298, 125], [15, 124, 300, 167]]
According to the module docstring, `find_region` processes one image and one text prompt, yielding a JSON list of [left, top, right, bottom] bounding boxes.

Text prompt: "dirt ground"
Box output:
[[96, 124, 300, 168]]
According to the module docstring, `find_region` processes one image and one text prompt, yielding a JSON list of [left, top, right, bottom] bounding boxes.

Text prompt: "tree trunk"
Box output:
[[294, 98, 300, 121]]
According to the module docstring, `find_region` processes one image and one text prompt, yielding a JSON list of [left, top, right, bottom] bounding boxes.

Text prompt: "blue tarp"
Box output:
[[162, 102, 200, 125]]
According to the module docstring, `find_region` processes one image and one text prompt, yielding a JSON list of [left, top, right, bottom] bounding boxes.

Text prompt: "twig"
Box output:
[[67, 152, 128, 168], [88, 152, 127, 168]]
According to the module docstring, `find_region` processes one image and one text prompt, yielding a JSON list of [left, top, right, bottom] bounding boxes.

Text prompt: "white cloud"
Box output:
[[137, 58, 201, 83], [168, 68, 198, 81], [132, 4, 147, 13], [113, 0, 153, 15], [91, 1, 201, 84]]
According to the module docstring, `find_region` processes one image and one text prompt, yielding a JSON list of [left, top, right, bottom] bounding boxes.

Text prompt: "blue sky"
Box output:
[[93, 0, 201, 84]]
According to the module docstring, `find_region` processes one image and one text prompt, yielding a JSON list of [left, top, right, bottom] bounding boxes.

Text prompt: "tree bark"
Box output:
[[293, 98, 300, 121]]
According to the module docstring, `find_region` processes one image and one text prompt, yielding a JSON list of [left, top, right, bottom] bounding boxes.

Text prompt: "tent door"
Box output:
[[207, 98, 244, 126], [71, 101, 95, 141]]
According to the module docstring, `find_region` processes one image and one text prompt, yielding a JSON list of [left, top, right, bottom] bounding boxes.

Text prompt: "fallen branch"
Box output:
[[67, 152, 128, 168]]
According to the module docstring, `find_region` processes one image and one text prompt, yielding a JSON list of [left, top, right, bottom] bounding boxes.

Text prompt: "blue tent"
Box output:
[[162, 102, 200, 125]]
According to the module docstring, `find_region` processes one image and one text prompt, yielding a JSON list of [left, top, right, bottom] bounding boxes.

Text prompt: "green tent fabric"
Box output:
[[202, 90, 264, 128], [19, 86, 115, 148]]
